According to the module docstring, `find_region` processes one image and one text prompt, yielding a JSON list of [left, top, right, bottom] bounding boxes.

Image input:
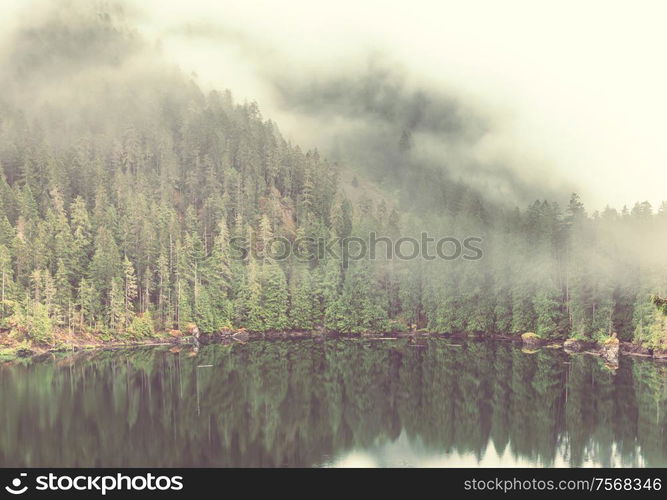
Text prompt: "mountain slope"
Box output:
[[0, 2, 666, 353]]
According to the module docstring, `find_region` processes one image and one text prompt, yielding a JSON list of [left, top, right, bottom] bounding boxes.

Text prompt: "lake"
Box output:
[[0, 338, 665, 467]]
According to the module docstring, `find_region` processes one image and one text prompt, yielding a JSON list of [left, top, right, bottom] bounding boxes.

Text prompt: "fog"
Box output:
[[3, 0, 666, 210], [140, 0, 666, 210]]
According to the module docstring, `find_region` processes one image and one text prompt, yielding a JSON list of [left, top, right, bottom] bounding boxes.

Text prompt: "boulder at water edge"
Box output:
[[521, 332, 543, 346], [600, 337, 620, 364]]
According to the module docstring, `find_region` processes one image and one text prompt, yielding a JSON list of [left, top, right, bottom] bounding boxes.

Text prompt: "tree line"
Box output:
[[0, 85, 666, 348]]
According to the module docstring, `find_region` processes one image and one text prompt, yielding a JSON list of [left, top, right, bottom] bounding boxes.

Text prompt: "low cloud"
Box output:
[[4, 0, 666, 212]]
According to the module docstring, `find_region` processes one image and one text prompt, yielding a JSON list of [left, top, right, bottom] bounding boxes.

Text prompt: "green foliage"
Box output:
[[534, 285, 563, 339], [9, 303, 54, 345], [126, 311, 156, 339], [651, 295, 667, 316], [635, 309, 667, 351], [289, 269, 318, 330], [511, 281, 535, 334], [324, 263, 388, 334], [235, 259, 263, 331], [493, 289, 513, 334], [195, 287, 232, 333], [633, 293, 658, 347], [260, 261, 289, 331]]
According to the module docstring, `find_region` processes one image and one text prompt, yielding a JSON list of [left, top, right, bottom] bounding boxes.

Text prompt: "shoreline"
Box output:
[[3, 328, 666, 364]]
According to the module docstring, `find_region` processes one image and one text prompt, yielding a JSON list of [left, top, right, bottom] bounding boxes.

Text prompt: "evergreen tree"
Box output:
[[122, 256, 138, 328], [261, 261, 289, 331], [235, 259, 263, 331], [289, 268, 318, 330]]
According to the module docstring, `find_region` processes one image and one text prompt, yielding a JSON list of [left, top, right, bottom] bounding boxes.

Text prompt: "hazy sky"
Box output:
[[5, 0, 667, 209]]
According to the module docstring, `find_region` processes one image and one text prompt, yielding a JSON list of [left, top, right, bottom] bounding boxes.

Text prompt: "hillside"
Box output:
[[0, 3, 666, 356]]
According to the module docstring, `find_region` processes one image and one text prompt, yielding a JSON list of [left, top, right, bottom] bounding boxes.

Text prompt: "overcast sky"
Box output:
[[5, 0, 667, 210]]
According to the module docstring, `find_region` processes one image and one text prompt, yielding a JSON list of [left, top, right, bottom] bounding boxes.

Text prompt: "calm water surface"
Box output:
[[1, 338, 666, 467]]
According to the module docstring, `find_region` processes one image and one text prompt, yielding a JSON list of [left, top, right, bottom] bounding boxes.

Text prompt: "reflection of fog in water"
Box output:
[[324, 432, 647, 468]]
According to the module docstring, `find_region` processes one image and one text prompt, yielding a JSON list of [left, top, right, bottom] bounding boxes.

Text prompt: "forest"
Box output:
[[0, 5, 666, 352]]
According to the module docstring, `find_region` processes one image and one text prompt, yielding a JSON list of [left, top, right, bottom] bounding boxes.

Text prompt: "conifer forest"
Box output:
[[0, 4, 665, 354]]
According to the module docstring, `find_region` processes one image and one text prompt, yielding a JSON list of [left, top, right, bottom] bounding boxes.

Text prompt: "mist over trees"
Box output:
[[0, 2, 666, 349]]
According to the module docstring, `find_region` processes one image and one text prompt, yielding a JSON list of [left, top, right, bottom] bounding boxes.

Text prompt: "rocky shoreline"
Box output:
[[519, 331, 667, 364], [207, 329, 667, 364], [2, 327, 666, 364]]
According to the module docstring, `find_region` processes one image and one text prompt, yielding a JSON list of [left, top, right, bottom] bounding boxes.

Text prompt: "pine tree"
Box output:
[[90, 226, 121, 309], [235, 258, 263, 331], [70, 196, 92, 281], [511, 279, 535, 334], [204, 217, 233, 329], [54, 259, 71, 327], [261, 260, 288, 331], [317, 258, 342, 322], [0, 215, 15, 248], [77, 278, 96, 329], [122, 256, 138, 328], [155, 248, 171, 328], [325, 263, 388, 334], [0, 244, 13, 318], [289, 268, 317, 330], [108, 278, 125, 331], [534, 283, 562, 338]]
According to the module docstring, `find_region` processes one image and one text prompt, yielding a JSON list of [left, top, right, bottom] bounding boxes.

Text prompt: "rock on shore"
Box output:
[[521, 332, 544, 346], [600, 337, 620, 364]]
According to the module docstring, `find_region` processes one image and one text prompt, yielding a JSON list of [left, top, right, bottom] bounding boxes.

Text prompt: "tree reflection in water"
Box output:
[[0, 339, 665, 467]]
